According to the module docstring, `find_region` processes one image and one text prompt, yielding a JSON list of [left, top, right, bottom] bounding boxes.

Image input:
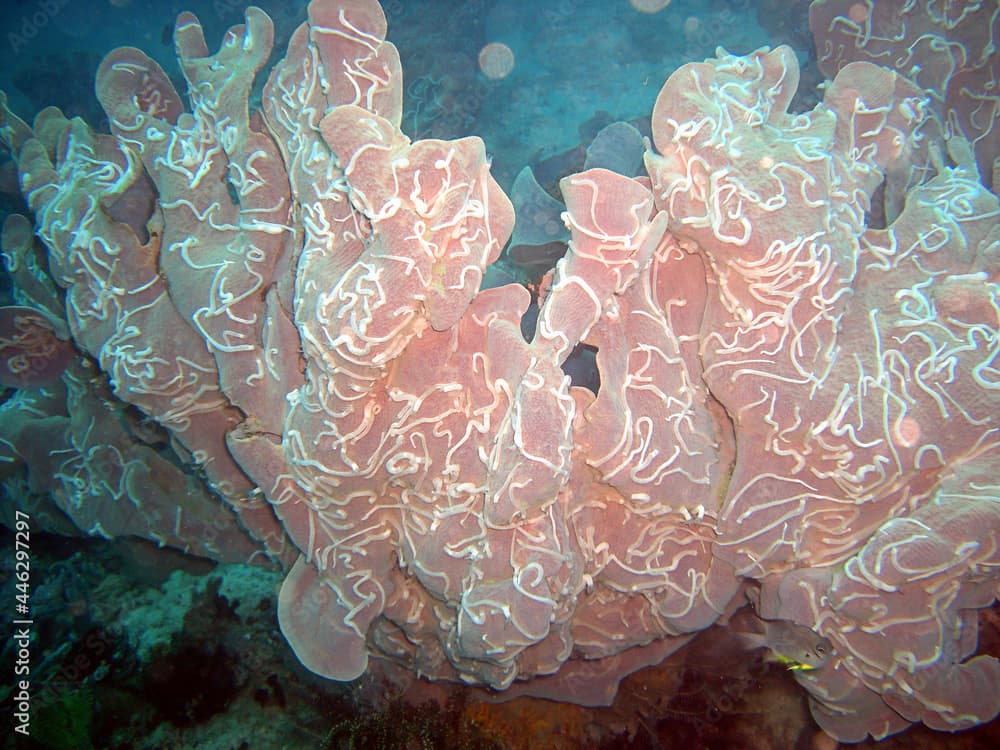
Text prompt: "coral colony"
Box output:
[[1, 0, 998, 743]]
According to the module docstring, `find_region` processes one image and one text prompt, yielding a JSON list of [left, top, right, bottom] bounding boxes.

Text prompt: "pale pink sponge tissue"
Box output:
[[0, 0, 997, 742]]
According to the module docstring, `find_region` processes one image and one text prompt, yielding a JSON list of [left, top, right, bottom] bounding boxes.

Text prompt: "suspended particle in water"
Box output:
[[479, 42, 515, 80]]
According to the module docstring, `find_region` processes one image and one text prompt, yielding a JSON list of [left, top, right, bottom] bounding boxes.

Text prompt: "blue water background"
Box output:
[[0, 0, 803, 191]]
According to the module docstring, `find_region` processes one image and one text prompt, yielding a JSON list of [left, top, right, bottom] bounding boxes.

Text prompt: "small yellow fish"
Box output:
[[735, 618, 833, 671]]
